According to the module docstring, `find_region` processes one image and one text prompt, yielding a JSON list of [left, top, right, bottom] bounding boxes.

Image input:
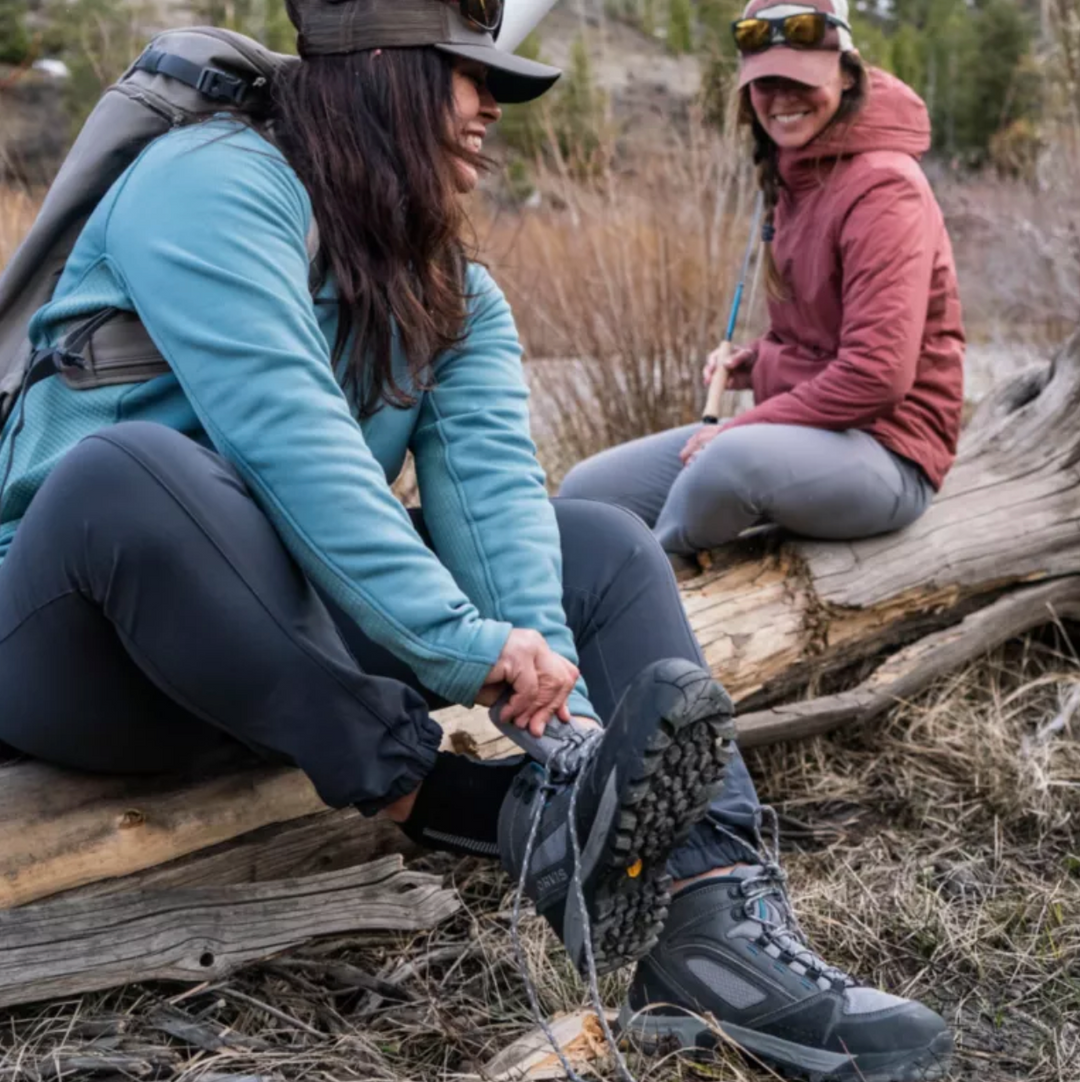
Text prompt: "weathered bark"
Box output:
[[684, 339, 1080, 712], [0, 757, 329, 907], [1, 335, 1077, 924], [0, 854, 460, 1008]]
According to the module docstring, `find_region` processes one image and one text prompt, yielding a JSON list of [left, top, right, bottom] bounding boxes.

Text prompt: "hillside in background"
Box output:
[[0, 0, 706, 182], [2, 0, 1069, 183]]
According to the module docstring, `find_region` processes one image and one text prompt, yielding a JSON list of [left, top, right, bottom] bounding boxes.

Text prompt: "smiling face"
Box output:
[[748, 64, 853, 149], [450, 60, 501, 192]]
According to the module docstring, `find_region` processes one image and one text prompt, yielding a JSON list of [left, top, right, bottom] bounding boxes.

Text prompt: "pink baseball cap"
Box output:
[[736, 0, 855, 90]]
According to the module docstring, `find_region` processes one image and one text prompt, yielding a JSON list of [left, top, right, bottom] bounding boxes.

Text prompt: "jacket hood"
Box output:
[[779, 68, 931, 184]]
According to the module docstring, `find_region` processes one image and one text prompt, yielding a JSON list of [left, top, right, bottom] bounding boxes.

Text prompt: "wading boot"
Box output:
[[498, 657, 736, 976], [620, 862, 953, 1081]]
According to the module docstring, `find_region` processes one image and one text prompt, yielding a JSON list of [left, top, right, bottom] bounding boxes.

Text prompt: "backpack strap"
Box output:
[[132, 48, 253, 105], [55, 218, 323, 393], [57, 312, 171, 390]]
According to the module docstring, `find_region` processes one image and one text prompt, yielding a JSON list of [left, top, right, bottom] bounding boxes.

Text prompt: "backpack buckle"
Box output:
[[33, 347, 85, 373], [197, 67, 247, 105]]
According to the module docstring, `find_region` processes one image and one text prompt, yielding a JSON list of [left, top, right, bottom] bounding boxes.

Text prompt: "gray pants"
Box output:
[[560, 423, 934, 555]]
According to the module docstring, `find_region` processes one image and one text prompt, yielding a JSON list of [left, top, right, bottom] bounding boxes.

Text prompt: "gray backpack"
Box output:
[[0, 27, 299, 431]]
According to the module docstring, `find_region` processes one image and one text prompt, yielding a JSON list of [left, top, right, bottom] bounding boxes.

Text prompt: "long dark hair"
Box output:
[[739, 51, 869, 300], [271, 48, 481, 416]]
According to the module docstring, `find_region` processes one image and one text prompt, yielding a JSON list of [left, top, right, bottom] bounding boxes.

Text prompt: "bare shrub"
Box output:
[[937, 145, 1080, 352], [480, 117, 759, 484], [0, 184, 38, 270]]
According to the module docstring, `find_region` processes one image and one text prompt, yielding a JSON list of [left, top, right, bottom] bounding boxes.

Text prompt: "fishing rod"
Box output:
[[702, 190, 765, 424]]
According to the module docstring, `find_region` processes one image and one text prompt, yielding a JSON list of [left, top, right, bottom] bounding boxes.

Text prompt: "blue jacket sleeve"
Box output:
[[101, 129, 510, 705], [411, 267, 597, 721]]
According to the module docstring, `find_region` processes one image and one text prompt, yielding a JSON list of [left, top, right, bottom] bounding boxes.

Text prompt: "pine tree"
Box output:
[[196, 0, 295, 53], [640, 0, 657, 37], [551, 35, 610, 176], [0, 0, 30, 66], [497, 32, 547, 159], [667, 0, 695, 54]]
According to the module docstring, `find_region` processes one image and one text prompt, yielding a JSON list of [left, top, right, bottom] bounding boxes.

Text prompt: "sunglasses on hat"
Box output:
[[732, 12, 850, 54], [456, 0, 502, 33]]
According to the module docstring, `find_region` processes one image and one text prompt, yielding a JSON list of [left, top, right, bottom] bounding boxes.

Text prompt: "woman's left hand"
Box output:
[[679, 424, 725, 466]]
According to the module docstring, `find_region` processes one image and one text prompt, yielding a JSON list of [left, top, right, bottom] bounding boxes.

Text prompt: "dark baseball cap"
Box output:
[[291, 0, 562, 103]]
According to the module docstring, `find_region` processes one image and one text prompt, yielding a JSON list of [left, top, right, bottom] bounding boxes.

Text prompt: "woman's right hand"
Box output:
[[703, 344, 756, 392], [479, 629, 580, 738]]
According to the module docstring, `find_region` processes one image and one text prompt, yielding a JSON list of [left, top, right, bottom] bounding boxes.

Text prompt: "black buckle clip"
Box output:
[[29, 348, 85, 377], [197, 67, 247, 105], [51, 348, 87, 372]]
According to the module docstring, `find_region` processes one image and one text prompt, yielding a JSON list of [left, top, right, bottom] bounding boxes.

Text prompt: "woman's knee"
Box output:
[[55, 422, 197, 486], [40, 423, 222, 546], [558, 453, 617, 503], [553, 497, 672, 585], [681, 438, 762, 513]]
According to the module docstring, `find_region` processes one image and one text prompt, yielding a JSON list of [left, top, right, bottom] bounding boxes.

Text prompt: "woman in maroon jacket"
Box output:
[[560, 0, 965, 564]]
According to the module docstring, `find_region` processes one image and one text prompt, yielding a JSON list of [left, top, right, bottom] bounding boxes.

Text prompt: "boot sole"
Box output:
[[585, 667, 736, 975], [619, 1006, 954, 1081]]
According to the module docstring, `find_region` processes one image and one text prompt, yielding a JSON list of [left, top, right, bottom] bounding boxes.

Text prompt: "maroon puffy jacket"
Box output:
[[727, 69, 965, 489]]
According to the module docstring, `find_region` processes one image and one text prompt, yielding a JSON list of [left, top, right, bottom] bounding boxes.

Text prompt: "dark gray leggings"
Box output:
[[0, 422, 760, 875], [560, 423, 935, 555]]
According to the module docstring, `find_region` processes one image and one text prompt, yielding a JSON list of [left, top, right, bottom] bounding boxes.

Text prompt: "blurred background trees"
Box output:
[[0, 0, 30, 65], [0, 0, 1075, 176]]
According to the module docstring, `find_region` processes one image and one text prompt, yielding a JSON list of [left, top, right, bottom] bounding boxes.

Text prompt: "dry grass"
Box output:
[[935, 152, 1080, 350], [1, 636, 1076, 1081], [0, 186, 39, 272], [478, 120, 761, 483]]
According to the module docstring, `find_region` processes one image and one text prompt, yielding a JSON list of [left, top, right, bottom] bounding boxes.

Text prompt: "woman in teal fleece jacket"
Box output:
[[0, 0, 757, 922]]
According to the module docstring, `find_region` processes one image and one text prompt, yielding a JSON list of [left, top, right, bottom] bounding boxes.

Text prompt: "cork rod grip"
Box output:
[[702, 340, 733, 424]]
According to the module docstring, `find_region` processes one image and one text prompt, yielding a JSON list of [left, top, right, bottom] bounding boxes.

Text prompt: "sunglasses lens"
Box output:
[[733, 19, 773, 53], [460, 0, 502, 31], [783, 12, 826, 47]]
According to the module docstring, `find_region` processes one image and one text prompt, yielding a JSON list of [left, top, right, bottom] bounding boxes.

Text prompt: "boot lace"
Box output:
[[509, 729, 639, 1082], [714, 806, 857, 990]]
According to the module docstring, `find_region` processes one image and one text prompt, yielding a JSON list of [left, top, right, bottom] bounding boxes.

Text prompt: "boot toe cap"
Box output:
[[832, 997, 951, 1058]]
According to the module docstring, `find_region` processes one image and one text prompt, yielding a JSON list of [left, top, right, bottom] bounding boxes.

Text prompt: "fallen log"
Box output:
[[1, 335, 1077, 920], [0, 854, 460, 1008], [682, 344, 1080, 713]]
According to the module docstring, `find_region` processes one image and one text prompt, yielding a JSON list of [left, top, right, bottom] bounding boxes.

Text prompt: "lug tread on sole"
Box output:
[[614, 697, 736, 868], [590, 869, 672, 975], [586, 676, 736, 975]]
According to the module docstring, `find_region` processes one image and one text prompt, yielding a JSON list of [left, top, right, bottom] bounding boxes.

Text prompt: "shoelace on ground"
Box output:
[[508, 728, 640, 1082]]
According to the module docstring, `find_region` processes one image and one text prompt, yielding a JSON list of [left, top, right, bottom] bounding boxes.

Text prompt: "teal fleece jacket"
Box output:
[[0, 121, 596, 718]]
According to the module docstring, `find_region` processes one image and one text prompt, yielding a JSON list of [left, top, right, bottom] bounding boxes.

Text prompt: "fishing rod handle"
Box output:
[[702, 339, 733, 424]]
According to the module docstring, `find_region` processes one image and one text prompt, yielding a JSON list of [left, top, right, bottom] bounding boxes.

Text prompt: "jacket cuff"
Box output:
[[431, 619, 512, 706], [568, 688, 600, 723]]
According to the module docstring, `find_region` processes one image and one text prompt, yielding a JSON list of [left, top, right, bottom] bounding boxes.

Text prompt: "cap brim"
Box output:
[[435, 42, 561, 104], [737, 46, 840, 89]]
